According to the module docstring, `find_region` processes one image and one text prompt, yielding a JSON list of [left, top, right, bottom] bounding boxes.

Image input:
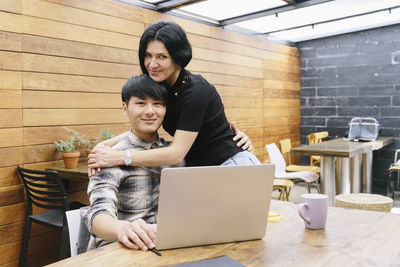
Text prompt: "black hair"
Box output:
[[138, 20, 192, 74], [121, 74, 168, 105]]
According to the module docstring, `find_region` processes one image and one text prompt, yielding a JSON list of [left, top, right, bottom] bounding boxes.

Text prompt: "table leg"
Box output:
[[351, 155, 362, 193], [336, 157, 351, 194], [362, 151, 373, 193], [321, 156, 336, 206]]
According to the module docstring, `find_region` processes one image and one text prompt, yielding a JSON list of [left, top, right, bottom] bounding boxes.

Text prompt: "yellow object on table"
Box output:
[[268, 211, 282, 222], [335, 193, 393, 212]]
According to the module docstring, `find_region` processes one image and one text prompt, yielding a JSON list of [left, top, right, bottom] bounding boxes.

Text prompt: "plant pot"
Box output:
[[62, 152, 80, 169]]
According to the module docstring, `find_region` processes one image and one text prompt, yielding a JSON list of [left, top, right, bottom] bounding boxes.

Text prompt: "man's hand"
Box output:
[[231, 121, 253, 151], [115, 219, 156, 251], [87, 144, 124, 178]]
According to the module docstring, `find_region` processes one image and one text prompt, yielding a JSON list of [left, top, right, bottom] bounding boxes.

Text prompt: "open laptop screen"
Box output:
[[155, 164, 274, 250]]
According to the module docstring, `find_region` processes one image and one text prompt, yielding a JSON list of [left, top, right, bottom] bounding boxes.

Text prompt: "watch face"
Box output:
[[125, 151, 132, 166]]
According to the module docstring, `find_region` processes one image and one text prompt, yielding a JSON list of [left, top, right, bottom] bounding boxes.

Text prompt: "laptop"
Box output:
[[155, 164, 274, 250]]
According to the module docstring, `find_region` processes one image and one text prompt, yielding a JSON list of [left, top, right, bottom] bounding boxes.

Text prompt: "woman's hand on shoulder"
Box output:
[[231, 121, 253, 151], [87, 143, 124, 177]]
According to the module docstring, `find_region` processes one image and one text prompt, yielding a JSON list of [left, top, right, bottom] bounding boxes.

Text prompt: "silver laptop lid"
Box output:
[[155, 164, 274, 250]]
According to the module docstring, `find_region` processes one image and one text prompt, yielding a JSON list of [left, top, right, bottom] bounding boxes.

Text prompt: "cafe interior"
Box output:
[[1, 0, 400, 266]]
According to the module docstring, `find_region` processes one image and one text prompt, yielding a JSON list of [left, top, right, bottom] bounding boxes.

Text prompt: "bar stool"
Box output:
[[387, 149, 400, 204], [335, 193, 393, 212], [273, 179, 293, 201]]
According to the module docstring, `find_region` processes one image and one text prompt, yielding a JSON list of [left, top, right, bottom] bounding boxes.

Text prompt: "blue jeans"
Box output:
[[221, 151, 261, 166]]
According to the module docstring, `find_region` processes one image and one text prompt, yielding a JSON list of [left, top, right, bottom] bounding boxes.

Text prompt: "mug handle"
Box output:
[[298, 203, 311, 224]]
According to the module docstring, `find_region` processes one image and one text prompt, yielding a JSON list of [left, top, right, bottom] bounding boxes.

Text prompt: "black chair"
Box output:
[[17, 166, 84, 267]]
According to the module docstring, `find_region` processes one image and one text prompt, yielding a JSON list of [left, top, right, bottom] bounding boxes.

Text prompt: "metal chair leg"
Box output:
[[306, 183, 311, 193], [59, 225, 69, 259], [387, 170, 393, 198], [19, 217, 32, 267], [315, 181, 321, 193]]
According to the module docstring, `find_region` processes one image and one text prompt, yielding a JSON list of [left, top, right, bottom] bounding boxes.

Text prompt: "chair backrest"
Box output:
[[266, 143, 287, 175], [17, 166, 69, 215], [308, 131, 329, 145], [66, 209, 81, 257], [279, 139, 292, 165]]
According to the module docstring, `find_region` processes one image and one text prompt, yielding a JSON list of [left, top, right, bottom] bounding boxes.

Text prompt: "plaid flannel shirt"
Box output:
[[79, 130, 169, 251]]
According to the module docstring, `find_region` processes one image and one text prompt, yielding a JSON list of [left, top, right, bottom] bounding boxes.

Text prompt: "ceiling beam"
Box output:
[[282, 0, 297, 4], [155, 0, 205, 12], [219, 0, 333, 26], [262, 4, 400, 35]]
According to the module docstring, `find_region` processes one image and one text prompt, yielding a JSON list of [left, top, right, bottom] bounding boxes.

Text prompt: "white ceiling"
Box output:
[[117, 0, 400, 45]]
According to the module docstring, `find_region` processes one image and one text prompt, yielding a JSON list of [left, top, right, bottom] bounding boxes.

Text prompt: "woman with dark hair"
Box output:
[[88, 20, 260, 172]]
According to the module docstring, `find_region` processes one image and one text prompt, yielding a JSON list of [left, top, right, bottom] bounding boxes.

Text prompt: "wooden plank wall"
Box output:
[[0, 0, 300, 265]]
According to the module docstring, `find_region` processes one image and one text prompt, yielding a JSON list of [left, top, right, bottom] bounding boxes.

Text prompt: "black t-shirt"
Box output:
[[162, 69, 242, 166]]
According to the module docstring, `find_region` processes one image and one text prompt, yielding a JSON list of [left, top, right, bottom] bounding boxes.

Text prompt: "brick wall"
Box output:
[[298, 24, 400, 193]]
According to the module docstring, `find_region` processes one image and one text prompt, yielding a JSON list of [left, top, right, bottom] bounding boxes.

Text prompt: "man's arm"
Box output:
[[83, 168, 156, 251], [92, 214, 156, 251]]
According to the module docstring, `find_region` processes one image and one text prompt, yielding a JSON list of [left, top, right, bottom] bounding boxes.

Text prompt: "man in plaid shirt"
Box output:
[[80, 75, 171, 253]]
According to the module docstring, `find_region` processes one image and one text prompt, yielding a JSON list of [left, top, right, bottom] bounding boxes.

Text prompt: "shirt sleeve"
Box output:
[[82, 167, 124, 234], [176, 83, 210, 132]]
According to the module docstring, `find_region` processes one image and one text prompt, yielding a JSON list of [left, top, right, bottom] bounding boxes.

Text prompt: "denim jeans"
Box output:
[[221, 151, 261, 166]]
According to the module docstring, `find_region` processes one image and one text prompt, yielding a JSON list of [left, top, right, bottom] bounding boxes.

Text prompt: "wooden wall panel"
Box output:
[[0, 0, 301, 265], [44, 0, 144, 22], [22, 0, 144, 36], [0, 70, 21, 89], [0, 51, 22, 71], [0, 109, 22, 128], [0, 12, 21, 33], [23, 73, 126, 93], [0, 0, 21, 14], [22, 35, 138, 64], [0, 147, 23, 167], [0, 129, 23, 148], [0, 185, 24, 207], [24, 109, 127, 127], [188, 59, 262, 78], [0, 167, 20, 187], [23, 91, 120, 109], [22, 54, 138, 78], [0, 90, 21, 108], [0, 31, 22, 52], [22, 16, 140, 50], [193, 47, 263, 68]]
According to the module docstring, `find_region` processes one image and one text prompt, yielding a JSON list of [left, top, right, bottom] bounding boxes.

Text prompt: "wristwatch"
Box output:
[[124, 150, 132, 166]]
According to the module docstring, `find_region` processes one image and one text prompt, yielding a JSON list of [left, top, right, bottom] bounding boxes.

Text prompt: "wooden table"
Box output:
[[47, 200, 400, 267], [291, 137, 394, 206], [47, 161, 89, 182]]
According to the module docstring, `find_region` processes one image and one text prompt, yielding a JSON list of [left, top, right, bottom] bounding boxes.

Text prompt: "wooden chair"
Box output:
[[279, 138, 320, 174], [307, 131, 329, 166], [273, 179, 294, 201], [17, 166, 84, 266], [387, 149, 400, 200], [266, 143, 320, 193]]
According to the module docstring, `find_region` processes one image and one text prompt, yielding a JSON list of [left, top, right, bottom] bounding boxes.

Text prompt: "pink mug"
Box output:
[[298, 193, 328, 230]]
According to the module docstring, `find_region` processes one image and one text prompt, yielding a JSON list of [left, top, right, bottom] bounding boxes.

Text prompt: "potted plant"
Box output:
[[63, 127, 93, 155], [54, 137, 80, 169], [62, 127, 114, 156]]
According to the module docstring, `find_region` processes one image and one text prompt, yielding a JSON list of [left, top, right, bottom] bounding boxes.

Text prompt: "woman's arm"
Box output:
[[97, 131, 129, 148], [88, 130, 198, 169]]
